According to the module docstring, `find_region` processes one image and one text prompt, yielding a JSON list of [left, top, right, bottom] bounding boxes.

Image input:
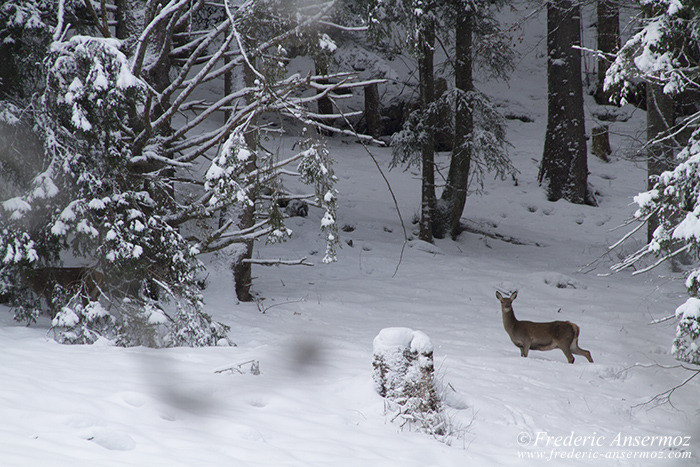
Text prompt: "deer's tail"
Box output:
[[569, 321, 580, 339]]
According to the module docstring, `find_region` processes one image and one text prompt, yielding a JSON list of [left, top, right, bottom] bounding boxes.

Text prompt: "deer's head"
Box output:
[[496, 291, 517, 312]]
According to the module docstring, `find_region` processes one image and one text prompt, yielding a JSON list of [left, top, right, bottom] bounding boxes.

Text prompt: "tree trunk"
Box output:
[[439, 10, 473, 239], [115, 0, 143, 50], [418, 20, 436, 243], [646, 82, 675, 242], [315, 58, 334, 133], [219, 28, 233, 231], [232, 62, 258, 302], [591, 125, 611, 161], [364, 82, 382, 139], [595, 0, 620, 105], [539, 0, 588, 205]]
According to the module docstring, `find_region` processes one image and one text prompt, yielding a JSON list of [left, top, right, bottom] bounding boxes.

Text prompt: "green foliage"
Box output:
[[391, 90, 514, 192], [0, 35, 228, 347]]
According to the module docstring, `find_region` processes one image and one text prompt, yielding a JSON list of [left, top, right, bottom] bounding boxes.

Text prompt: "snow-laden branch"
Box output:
[[132, 0, 192, 78], [318, 20, 368, 32], [631, 244, 692, 276]]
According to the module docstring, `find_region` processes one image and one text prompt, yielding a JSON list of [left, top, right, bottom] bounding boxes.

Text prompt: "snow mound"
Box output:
[[373, 327, 434, 355]]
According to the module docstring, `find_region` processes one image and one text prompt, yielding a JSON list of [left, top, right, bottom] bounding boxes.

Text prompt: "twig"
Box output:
[[215, 360, 260, 374], [633, 367, 700, 409], [330, 101, 409, 277], [253, 296, 306, 314], [648, 314, 676, 325]]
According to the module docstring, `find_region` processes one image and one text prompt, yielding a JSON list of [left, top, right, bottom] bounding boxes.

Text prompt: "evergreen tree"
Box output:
[[539, 0, 590, 205], [436, 0, 514, 239], [0, 0, 356, 346], [607, 0, 700, 364], [381, 0, 514, 239], [594, 0, 621, 104]]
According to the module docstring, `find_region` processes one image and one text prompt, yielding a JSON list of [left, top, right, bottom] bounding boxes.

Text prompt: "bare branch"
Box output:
[[242, 257, 313, 266]]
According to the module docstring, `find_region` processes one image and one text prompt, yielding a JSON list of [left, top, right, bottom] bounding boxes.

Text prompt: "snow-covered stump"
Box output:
[[372, 328, 444, 436]]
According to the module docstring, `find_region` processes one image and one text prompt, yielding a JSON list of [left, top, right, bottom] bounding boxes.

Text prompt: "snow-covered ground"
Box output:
[[2, 4, 698, 466]]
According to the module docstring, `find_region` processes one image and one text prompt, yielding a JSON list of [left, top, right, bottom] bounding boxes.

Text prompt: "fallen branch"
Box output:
[[242, 257, 313, 266], [632, 365, 700, 409], [215, 360, 260, 375]]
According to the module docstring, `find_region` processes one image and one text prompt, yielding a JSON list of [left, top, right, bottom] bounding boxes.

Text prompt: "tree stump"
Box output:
[[591, 125, 611, 162], [364, 82, 382, 139], [372, 328, 439, 412]]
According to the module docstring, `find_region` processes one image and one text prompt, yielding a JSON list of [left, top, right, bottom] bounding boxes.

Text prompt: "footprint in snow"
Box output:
[[119, 391, 148, 408], [86, 428, 136, 451], [246, 396, 268, 408]]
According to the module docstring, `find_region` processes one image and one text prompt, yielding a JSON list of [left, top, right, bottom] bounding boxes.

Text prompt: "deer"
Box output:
[[496, 291, 593, 364]]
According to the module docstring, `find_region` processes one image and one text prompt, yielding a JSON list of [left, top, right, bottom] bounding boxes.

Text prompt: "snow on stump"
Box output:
[[372, 328, 444, 436], [673, 298, 700, 364]]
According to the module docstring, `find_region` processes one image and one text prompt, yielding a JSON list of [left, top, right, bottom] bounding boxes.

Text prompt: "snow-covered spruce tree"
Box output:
[[382, 0, 515, 239], [1, 34, 227, 346], [606, 0, 700, 364], [0, 0, 360, 345], [0, 0, 59, 203]]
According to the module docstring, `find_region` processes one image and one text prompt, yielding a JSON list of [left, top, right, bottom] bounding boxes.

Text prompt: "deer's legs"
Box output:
[[520, 344, 529, 358], [561, 346, 575, 364], [571, 341, 593, 363]]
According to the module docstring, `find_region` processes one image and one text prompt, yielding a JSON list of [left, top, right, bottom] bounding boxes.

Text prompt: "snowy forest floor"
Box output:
[[2, 5, 700, 467]]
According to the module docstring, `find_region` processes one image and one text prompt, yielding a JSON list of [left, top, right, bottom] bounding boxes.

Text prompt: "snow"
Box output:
[[320, 211, 335, 227], [633, 189, 658, 209], [2, 197, 31, 214], [673, 212, 700, 241], [373, 327, 419, 352], [319, 33, 337, 53], [88, 198, 107, 210], [676, 298, 700, 320], [52, 308, 80, 327], [1, 3, 699, 466]]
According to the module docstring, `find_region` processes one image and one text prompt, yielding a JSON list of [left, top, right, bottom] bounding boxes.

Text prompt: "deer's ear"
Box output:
[[511, 291, 518, 300], [496, 291, 503, 300]]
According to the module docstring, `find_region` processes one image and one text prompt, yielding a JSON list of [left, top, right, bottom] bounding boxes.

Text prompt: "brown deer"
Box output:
[[21, 267, 104, 315], [496, 291, 593, 364]]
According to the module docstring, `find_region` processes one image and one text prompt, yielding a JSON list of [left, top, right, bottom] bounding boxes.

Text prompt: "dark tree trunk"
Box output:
[[364, 82, 382, 139], [646, 82, 675, 242], [539, 0, 588, 205], [232, 62, 258, 302], [115, 0, 143, 48], [595, 0, 620, 105], [591, 125, 611, 161], [439, 10, 473, 239], [315, 58, 334, 132], [219, 28, 233, 231], [418, 20, 436, 243]]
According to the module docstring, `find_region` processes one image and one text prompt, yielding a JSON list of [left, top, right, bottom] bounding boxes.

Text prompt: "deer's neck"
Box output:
[[501, 308, 518, 332]]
